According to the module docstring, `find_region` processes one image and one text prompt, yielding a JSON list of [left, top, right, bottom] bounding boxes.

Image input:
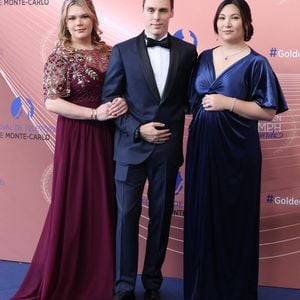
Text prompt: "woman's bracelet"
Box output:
[[90, 108, 97, 120], [230, 98, 236, 112]]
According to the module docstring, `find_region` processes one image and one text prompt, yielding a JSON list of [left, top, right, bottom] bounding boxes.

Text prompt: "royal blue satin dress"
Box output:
[[184, 48, 288, 300]]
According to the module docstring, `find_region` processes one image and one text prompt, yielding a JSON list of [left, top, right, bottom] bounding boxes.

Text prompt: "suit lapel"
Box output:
[[161, 35, 179, 103], [137, 33, 180, 103], [137, 33, 161, 101]]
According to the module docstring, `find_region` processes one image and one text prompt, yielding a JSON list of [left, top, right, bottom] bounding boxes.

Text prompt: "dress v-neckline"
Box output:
[[210, 48, 252, 81]]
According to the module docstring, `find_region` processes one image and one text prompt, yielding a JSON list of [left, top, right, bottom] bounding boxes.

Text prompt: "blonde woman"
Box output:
[[12, 1, 127, 299]]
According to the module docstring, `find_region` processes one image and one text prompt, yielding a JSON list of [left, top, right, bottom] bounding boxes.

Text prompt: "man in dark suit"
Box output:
[[102, 0, 197, 299]]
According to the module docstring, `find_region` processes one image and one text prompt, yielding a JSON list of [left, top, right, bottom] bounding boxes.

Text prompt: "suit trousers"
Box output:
[[114, 145, 179, 293]]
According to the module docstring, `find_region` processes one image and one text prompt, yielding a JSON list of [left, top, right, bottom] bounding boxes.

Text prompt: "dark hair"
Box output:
[[213, 0, 254, 41], [142, 0, 174, 9]]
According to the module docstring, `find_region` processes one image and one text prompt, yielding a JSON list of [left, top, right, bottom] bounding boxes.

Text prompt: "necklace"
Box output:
[[221, 45, 248, 60]]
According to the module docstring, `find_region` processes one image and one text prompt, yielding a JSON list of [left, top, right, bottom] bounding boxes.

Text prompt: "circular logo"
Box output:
[[41, 163, 53, 203], [174, 29, 198, 48], [10, 97, 35, 119]]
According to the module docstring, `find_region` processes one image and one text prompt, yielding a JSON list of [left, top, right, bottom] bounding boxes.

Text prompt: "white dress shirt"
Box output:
[[145, 33, 170, 98]]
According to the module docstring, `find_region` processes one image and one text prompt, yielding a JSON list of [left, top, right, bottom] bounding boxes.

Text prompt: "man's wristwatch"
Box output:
[[134, 126, 141, 142]]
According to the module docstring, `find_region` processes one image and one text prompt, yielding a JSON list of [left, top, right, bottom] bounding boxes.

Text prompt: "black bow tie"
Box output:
[[146, 37, 170, 48]]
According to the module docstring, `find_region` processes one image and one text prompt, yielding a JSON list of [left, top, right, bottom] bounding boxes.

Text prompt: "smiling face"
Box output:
[[216, 4, 245, 44], [66, 4, 93, 46], [143, 0, 174, 40]]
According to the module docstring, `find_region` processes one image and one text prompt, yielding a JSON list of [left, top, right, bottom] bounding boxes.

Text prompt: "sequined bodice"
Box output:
[[43, 44, 111, 105]]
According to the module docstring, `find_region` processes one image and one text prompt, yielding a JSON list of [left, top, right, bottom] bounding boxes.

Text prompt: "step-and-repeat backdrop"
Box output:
[[0, 0, 299, 289]]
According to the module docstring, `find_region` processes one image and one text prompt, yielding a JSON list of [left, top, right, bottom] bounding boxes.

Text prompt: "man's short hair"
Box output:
[[143, 0, 174, 9]]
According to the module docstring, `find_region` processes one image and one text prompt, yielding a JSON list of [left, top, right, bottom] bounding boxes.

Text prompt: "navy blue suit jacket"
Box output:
[[102, 32, 197, 165]]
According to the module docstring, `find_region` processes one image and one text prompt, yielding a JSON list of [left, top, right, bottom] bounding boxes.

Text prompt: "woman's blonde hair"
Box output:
[[58, 0, 102, 46]]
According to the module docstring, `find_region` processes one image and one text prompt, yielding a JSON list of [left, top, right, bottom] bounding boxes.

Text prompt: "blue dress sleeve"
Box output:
[[249, 55, 288, 114]]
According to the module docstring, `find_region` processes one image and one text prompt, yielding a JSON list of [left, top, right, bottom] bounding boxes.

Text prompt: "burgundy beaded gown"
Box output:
[[11, 44, 115, 300]]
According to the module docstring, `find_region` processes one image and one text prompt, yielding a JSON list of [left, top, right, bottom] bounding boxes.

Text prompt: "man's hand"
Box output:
[[140, 122, 171, 144]]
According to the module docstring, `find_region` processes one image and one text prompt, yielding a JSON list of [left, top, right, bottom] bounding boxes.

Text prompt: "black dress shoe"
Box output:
[[144, 289, 160, 300], [113, 292, 136, 300]]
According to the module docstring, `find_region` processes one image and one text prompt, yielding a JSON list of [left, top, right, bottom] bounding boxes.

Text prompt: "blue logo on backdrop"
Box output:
[[174, 29, 198, 48], [10, 97, 35, 119], [0, 98, 53, 142], [175, 171, 183, 195]]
